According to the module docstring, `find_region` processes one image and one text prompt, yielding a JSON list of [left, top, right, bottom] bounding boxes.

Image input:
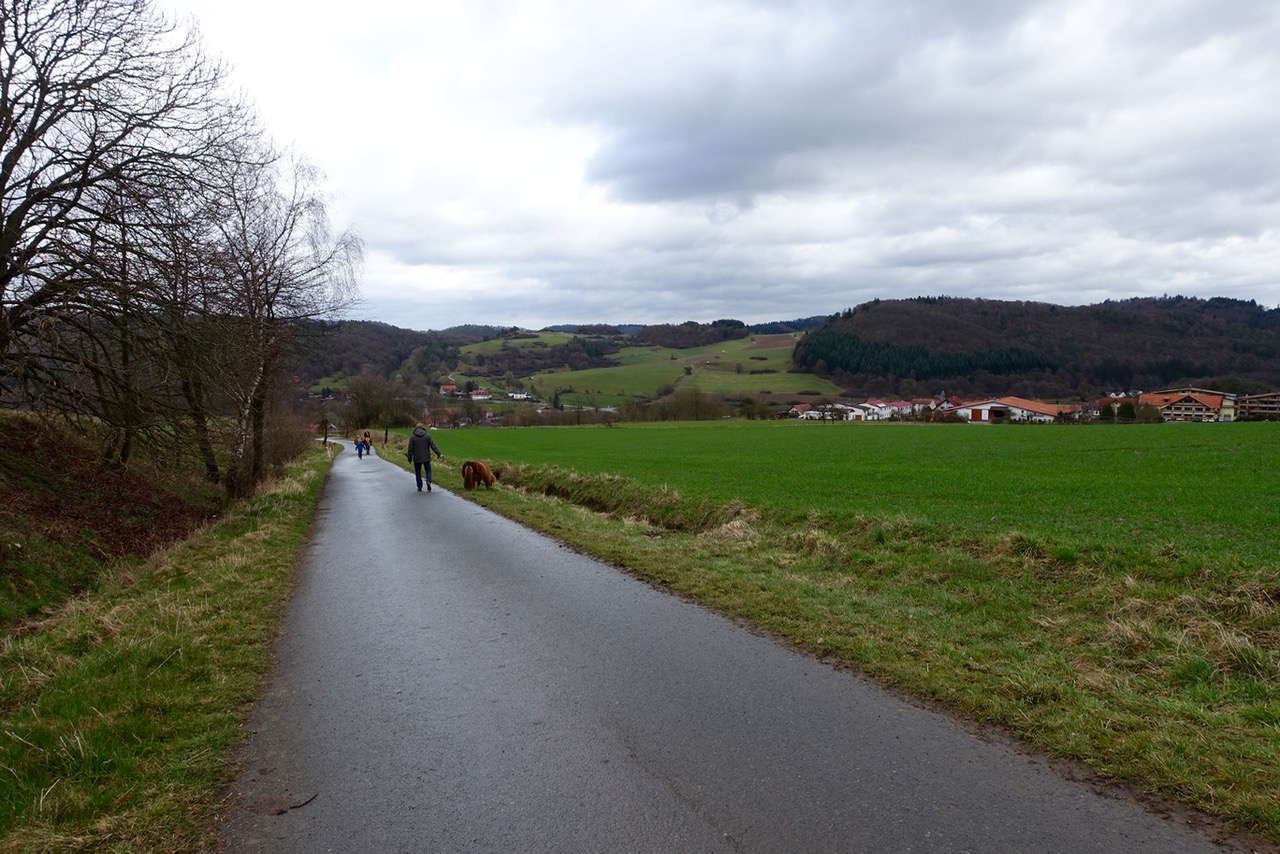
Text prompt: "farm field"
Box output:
[[436, 419, 1277, 564], [455, 329, 832, 406], [459, 331, 575, 357], [423, 419, 1280, 842], [530, 349, 839, 402], [533, 361, 838, 397], [530, 360, 690, 399]]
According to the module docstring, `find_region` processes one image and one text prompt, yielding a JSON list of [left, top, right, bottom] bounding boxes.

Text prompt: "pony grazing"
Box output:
[[461, 460, 498, 489]]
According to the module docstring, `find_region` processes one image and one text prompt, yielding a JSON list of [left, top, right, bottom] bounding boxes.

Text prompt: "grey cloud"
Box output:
[[239, 0, 1280, 329], [562, 0, 1280, 213]]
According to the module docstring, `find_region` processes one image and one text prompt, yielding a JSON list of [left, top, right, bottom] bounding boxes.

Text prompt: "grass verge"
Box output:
[[0, 444, 332, 852], [445, 457, 1280, 847]]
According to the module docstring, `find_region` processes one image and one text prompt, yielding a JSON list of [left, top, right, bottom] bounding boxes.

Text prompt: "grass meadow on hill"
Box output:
[[421, 419, 1280, 843], [457, 329, 832, 406], [529, 349, 841, 404], [530, 360, 691, 400], [458, 331, 576, 357]]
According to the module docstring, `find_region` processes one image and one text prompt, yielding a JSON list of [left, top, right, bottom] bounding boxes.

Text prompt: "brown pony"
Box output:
[[461, 460, 498, 489]]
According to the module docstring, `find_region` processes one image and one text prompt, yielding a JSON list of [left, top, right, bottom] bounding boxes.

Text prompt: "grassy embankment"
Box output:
[[0, 439, 333, 851], [398, 419, 1280, 844]]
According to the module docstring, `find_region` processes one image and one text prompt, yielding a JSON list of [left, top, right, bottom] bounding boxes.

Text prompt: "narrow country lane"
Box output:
[[217, 441, 1237, 853]]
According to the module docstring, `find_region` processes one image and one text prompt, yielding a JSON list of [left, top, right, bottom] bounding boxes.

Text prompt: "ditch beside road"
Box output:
[[218, 442, 1246, 852]]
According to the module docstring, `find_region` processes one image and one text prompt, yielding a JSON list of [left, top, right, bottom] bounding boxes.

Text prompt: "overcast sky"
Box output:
[[160, 0, 1280, 331]]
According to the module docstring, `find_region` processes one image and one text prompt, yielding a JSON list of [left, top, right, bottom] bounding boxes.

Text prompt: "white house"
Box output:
[[861, 400, 893, 420]]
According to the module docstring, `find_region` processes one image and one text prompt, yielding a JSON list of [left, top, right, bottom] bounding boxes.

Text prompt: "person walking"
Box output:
[[406, 423, 444, 491], [355, 437, 366, 460]]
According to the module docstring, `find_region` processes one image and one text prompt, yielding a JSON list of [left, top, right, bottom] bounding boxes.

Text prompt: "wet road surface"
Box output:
[[218, 442, 1237, 852]]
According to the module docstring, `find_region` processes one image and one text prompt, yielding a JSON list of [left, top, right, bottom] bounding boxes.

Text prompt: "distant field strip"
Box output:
[[532, 361, 690, 397], [533, 362, 838, 398]]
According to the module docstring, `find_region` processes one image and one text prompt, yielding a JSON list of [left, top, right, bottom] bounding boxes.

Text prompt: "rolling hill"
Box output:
[[289, 296, 1280, 406], [795, 295, 1280, 399]]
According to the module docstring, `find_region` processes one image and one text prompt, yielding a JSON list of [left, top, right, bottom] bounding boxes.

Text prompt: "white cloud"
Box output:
[[162, 0, 1280, 329]]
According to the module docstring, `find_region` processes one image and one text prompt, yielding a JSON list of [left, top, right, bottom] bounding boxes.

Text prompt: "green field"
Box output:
[[531, 360, 689, 398], [681, 366, 841, 396], [459, 331, 575, 357], [6, 420, 1276, 848], [433, 420, 1277, 561], [531, 355, 839, 400], [425, 419, 1280, 840], [457, 331, 830, 404]]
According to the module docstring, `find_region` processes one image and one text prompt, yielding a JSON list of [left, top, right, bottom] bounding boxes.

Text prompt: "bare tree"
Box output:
[[210, 149, 361, 497], [343, 374, 416, 431], [0, 0, 362, 495], [0, 0, 246, 385]]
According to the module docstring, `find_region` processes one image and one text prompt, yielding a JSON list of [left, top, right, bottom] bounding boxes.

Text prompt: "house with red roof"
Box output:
[[1138, 388, 1234, 422]]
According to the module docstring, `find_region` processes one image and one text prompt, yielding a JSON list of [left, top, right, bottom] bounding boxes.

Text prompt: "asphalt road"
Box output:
[[218, 441, 1239, 853]]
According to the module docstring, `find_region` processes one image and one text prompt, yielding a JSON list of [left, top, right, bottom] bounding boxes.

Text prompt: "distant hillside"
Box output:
[[546, 317, 825, 336], [544, 324, 638, 335], [440, 324, 520, 340], [632, 319, 751, 349], [294, 317, 823, 388], [462, 334, 624, 378], [794, 296, 1280, 399], [746, 316, 827, 334], [291, 321, 470, 387], [289, 300, 1279, 402]]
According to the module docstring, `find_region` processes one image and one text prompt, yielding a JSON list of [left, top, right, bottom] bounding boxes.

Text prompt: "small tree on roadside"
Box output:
[[212, 149, 362, 498]]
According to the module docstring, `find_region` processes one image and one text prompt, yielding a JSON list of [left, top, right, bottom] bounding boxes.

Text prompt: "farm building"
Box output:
[[1138, 389, 1235, 422], [957, 397, 1081, 423], [1236, 391, 1280, 420]]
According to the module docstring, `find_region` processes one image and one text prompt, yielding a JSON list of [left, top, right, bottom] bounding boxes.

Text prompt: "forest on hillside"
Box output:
[[631, 319, 751, 349], [794, 296, 1280, 399], [292, 321, 446, 385]]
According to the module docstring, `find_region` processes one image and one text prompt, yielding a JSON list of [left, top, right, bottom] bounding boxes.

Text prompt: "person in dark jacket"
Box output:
[[406, 423, 444, 491]]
